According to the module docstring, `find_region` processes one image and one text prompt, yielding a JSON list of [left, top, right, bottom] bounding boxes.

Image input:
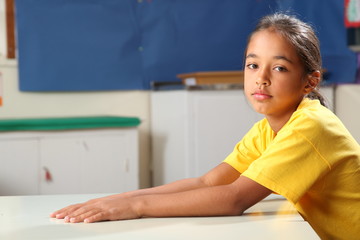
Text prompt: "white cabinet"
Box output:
[[335, 84, 360, 143], [0, 129, 139, 195], [151, 90, 262, 186], [0, 139, 39, 195]]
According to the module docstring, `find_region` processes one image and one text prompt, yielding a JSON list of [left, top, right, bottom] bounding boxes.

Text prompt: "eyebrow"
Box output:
[[245, 53, 257, 59], [245, 53, 294, 64], [274, 55, 293, 64]]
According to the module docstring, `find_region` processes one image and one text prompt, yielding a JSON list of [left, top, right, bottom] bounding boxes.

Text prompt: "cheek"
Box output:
[[275, 82, 304, 98], [274, 76, 301, 90], [243, 81, 252, 97], [243, 74, 253, 90]]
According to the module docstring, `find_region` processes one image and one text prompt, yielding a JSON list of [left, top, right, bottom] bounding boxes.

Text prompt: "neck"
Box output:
[[266, 115, 291, 133], [265, 106, 298, 133], [265, 97, 305, 133]]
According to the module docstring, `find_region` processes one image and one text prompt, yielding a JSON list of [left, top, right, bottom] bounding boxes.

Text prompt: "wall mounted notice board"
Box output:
[[15, 0, 356, 91]]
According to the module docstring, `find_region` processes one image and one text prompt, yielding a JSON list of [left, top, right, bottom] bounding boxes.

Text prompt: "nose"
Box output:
[[256, 70, 271, 87], [256, 79, 270, 87]]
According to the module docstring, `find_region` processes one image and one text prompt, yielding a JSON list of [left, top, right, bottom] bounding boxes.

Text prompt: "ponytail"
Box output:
[[305, 89, 327, 107]]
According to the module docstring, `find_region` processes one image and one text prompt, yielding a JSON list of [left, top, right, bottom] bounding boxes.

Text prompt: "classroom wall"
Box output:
[[0, 0, 151, 189], [0, 0, 6, 57]]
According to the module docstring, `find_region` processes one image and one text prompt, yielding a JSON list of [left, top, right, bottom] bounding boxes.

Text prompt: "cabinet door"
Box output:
[[39, 133, 138, 194], [189, 91, 263, 176], [336, 85, 360, 143], [151, 90, 263, 185], [151, 91, 189, 186], [0, 139, 39, 195]]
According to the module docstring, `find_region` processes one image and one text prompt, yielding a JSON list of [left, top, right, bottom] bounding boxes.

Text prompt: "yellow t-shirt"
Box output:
[[224, 98, 360, 239]]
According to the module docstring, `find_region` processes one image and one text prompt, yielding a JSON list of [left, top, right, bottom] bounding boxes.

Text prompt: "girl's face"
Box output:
[[244, 29, 309, 124]]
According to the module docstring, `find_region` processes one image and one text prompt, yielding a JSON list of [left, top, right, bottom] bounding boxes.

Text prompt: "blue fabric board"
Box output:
[[277, 0, 357, 84], [136, 0, 277, 86], [15, 0, 355, 91], [15, 0, 277, 91], [16, 0, 144, 91]]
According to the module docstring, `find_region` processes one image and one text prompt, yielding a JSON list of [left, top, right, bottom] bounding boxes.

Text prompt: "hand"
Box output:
[[50, 195, 140, 223]]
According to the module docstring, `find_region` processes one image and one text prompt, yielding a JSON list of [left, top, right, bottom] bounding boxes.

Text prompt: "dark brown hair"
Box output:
[[247, 13, 327, 106]]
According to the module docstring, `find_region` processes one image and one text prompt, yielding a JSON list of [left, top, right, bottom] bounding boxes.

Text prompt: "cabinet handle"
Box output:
[[43, 167, 53, 182]]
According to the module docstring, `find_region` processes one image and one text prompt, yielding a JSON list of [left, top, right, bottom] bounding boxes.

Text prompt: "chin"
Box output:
[[249, 102, 266, 113], [252, 107, 266, 115]]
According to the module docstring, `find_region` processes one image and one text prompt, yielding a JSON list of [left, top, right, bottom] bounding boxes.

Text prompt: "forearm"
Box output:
[[123, 163, 240, 199], [123, 177, 208, 198], [134, 184, 244, 218], [133, 175, 272, 219]]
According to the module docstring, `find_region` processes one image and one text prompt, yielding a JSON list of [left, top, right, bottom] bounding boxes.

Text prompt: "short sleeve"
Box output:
[[223, 119, 272, 174], [242, 119, 331, 204]]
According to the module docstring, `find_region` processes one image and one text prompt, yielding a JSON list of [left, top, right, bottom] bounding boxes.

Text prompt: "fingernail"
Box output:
[[84, 219, 90, 223]]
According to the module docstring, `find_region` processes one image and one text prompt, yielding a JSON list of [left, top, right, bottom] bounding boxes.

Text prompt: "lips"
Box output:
[[251, 91, 272, 100]]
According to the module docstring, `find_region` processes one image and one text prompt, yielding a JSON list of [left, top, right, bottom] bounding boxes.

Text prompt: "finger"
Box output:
[[64, 204, 98, 222], [50, 204, 82, 219], [69, 209, 103, 223], [52, 206, 80, 219], [84, 211, 108, 223]]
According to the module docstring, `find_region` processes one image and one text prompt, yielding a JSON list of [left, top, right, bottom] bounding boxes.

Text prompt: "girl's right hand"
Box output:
[[50, 194, 140, 223]]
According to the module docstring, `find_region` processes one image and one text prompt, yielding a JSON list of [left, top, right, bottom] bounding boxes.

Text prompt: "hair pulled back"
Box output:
[[248, 13, 327, 106]]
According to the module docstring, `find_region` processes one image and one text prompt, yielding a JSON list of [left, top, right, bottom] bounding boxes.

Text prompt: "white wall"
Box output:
[[0, 0, 151, 188], [0, 0, 6, 58], [335, 84, 360, 143]]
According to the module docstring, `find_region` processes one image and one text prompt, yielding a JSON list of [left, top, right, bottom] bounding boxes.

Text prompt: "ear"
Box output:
[[304, 70, 321, 94]]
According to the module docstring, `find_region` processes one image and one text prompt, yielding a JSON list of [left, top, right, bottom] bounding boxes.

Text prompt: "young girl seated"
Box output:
[[51, 13, 360, 239]]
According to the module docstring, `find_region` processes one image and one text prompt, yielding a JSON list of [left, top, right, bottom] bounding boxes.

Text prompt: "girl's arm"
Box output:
[[50, 163, 271, 223], [134, 175, 272, 219], [124, 162, 242, 197], [50, 163, 238, 220]]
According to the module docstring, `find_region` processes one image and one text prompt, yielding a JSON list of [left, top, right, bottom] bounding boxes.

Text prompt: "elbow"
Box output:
[[236, 206, 246, 216], [228, 205, 245, 216], [225, 190, 257, 216], [224, 199, 246, 216]]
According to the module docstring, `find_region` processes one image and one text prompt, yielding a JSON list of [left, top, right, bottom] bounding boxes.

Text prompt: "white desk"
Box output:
[[0, 194, 319, 240]]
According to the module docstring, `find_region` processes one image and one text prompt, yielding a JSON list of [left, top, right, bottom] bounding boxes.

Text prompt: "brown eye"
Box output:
[[274, 66, 288, 72], [246, 63, 258, 70]]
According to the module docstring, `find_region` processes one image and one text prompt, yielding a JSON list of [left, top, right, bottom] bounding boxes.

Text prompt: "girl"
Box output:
[[51, 13, 360, 239]]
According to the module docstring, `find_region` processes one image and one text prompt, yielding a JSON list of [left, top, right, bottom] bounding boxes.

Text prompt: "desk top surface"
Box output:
[[0, 194, 319, 240]]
